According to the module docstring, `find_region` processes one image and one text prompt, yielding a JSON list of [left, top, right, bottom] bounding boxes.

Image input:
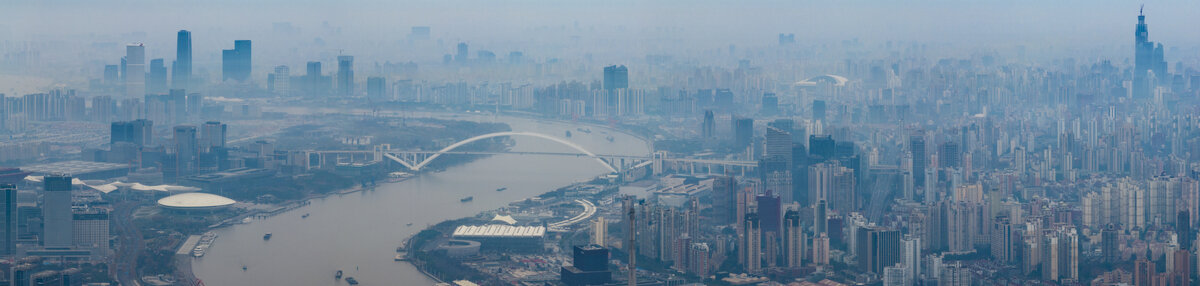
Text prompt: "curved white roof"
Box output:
[[157, 193, 236, 209]]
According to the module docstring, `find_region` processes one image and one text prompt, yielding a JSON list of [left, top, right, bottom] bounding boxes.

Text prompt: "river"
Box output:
[[192, 113, 650, 285]]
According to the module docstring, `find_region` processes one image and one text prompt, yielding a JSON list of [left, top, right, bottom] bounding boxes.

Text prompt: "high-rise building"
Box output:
[[756, 191, 781, 234], [939, 141, 960, 169], [909, 133, 926, 192], [455, 43, 469, 63], [901, 236, 921, 286], [1102, 224, 1120, 263], [712, 175, 737, 225], [1133, 8, 1168, 98], [200, 121, 226, 152], [172, 30, 192, 90], [603, 65, 629, 90], [43, 176, 73, 248], [784, 208, 805, 267], [221, 40, 251, 82], [761, 93, 779, 115], [270, 66, 290, 95], [147, 58, 168, 94], [814, 199, 828, 235], [741, 212, 762, 273], [366, 77, 386, 100], [701, 110, 716, 139], [72, 210, 109, 255], [856, 227, 901, 274], [813, 232, 830, 265], [0, 184, 14, 255], [560, 245, 611, 286], [591, 217, 606, 246], [883, 264, 906, 286], [172, 125, 198, 177], [125, 44, 145, 98], [110, 119, 153, 147], [337, 56, 355, 96], [733, 117, 753, 150], [809, 135, 835, 161]]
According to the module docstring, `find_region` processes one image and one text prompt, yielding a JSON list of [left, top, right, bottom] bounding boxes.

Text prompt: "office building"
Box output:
[[809, 135, 835, 161], [200, 121, 226, 152], [814, 199, 828, 235], [603, 65, 628, 90], [173, 125, 198, 177], [1133, 9, 1168, 98], [712, 175, 737, 225], [72, 210, 109, 256], [456, 43, 469, 63], [125, 44, 145, 98], [561, 244, 611, 286], [367, 76, 386, 100], [733, 117, 753, 150], [110, 119, 153, 147], [702, 110, 716, 139], [909, 133, 926, 192], [172, 30, 192, 90], [147, 58, 168, 94], [43, 176, 73, 248], [757, 191, 781, 234], [0, 184, 14, 255], [337, 55, 355, 96], [221, 40, 251, 82], [270, 65, 290, 95]]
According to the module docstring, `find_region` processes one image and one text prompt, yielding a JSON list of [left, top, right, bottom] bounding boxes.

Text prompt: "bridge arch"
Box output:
[[405, 131, 618, 172]]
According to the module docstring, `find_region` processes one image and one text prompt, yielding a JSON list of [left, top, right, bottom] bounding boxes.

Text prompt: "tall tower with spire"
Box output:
[[1133, 6, 1167, 99]]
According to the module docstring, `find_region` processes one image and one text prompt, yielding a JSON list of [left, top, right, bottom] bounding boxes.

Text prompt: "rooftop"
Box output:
[[157, 192, 236, 209], [21, 160, 130, 176], [452, 225, 545, 238]]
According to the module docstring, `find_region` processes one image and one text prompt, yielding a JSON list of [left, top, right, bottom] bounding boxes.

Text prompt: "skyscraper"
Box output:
[[733, 117, 753, 150], [306, 61, 324, 95], [909, 133, 926, 192], [741, 212, 762, 273], [173, 125, 198, 177], [125, 44, 145, 98], [200, 121, 226, 152], [603, 65, 629, 90], [366, 77, 386, 100], [813, 232, 830, 265], [110, 119, 153, 147], [712, 175, 737, 225], [172, 30, 192, 90], [222, 40, 251, 82], [1133, 8, 1168, 98], [702, 110, 716, 139], [271, 66, 290, 95], [783, 208, 805, 267], [147, 58, 168, 94], [455, 43, 469, 64], [337, 55, 355, 96], [43, 176, 73, 248], [0, 184, 14, 255]]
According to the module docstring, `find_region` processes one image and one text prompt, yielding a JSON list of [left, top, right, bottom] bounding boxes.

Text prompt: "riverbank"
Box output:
[[191, 111, 651, 286]]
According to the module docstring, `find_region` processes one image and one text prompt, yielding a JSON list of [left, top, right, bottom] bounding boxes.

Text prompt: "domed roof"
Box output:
[[157, 192, 236, 209]]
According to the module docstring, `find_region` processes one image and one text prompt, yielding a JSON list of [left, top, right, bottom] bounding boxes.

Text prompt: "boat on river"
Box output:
[[460, 196, 474, 202]]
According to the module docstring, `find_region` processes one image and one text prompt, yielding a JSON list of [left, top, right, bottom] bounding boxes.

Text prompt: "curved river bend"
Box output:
[[193, 114, 650, 285]]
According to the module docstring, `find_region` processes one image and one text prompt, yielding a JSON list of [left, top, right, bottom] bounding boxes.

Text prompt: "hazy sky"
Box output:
[[4, 0, 1199, 48]]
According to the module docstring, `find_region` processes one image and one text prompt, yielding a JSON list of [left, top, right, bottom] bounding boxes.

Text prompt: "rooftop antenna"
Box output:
[[1139, 4, 1144, 16]]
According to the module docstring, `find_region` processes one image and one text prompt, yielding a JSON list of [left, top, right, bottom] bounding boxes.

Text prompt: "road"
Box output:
[[112, 201, 145, 286]]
